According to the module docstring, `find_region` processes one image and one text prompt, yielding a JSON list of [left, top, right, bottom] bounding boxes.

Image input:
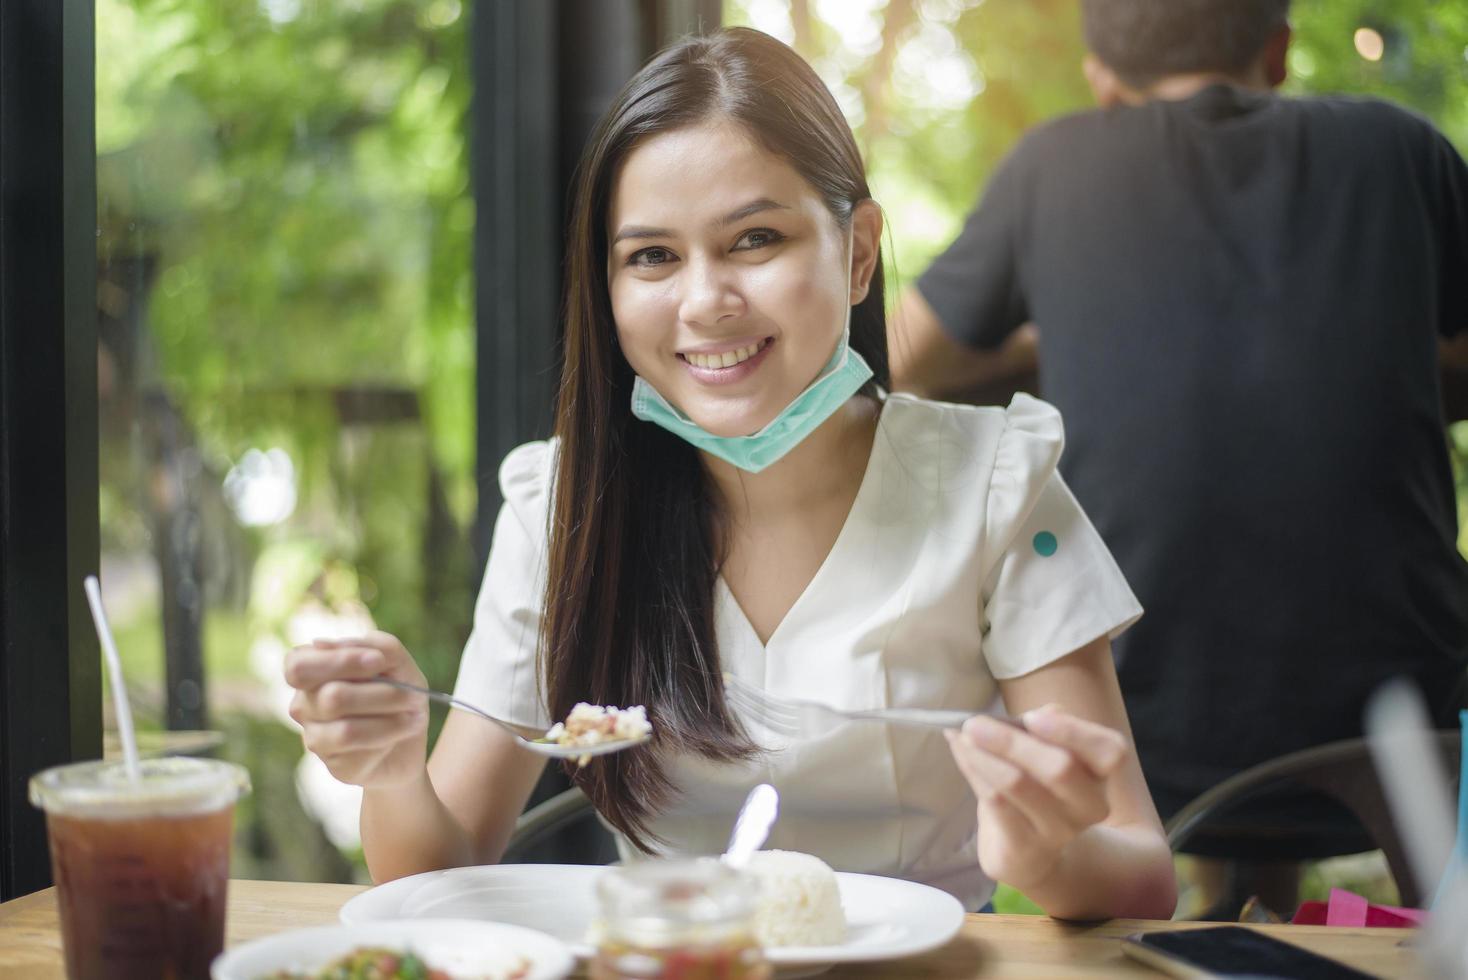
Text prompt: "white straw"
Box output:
[[1365, 679, 1465, 975], [1364, 681, 1456, 905], [84, 575, 141, 783]]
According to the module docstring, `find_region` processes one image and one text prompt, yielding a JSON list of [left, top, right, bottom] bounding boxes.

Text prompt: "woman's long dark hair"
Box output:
[[544, 27, 890, 850]]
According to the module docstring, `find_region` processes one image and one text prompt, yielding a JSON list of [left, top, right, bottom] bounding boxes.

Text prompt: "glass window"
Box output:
[[97, 0, 473, 882]]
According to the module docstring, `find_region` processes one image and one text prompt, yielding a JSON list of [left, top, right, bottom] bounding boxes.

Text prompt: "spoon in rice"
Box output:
[[722, 783, 780, 870]]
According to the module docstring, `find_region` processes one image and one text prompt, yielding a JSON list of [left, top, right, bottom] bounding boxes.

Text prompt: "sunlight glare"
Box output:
[[224, 448, 298, 527], [1354, 27, 1385, 63], [743, 0, 796, 45], [894, 21, 982, 110], [815, 0, 886, 58], [258, 0, 301, 27]]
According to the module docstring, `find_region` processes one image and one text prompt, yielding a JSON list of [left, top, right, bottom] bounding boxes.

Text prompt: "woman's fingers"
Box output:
[[284, 644, 388, 690], [285, 631, 422, 691], [951, 717, 1111, 836], [949, 731, 1066, 888], [301, 711, 426, 757], [314, 631, 413, 667], [945, 728, 993, 792], [284, 633, 432, 789], [947, 726, 1087, 846], [1019, 705, 1129, 779], [290, 678, 423, 724], [949, 709, 1134, 890]]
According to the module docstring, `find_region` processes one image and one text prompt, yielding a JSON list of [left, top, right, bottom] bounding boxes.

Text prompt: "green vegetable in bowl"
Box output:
[[266, 947, 452, 980]]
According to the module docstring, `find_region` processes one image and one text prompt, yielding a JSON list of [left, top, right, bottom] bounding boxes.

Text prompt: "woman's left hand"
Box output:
[[945, 705, 1130, 893]]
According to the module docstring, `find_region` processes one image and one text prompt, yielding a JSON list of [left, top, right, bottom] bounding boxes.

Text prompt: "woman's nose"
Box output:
[[677, 258, 744, 327]]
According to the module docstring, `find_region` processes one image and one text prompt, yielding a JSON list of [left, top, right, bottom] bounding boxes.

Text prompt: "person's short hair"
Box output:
[[1081, 0, 1290, 86]]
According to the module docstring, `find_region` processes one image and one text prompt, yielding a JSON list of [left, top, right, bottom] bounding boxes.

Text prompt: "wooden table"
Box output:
[[0, 879, 1419, 978]]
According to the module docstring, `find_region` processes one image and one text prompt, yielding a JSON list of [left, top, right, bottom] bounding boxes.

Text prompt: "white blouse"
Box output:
[[453, 393, 1142, 910]]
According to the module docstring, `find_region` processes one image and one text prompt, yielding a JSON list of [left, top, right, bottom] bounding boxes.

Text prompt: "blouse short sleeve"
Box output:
[[451, 440, 555, 730], [979, 395, 1142, 680]]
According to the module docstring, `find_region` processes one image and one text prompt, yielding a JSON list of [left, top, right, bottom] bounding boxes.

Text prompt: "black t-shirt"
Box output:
[[919, 86, 1468, 823]]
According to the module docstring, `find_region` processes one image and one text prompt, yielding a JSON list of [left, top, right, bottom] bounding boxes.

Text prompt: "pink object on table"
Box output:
[[1291, 888, 1427, 927]]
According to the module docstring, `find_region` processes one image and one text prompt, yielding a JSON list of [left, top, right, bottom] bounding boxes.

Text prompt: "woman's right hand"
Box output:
[[284, 631, 430, 790]]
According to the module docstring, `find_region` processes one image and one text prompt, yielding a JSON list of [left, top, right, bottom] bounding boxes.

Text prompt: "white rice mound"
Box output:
[[745, 850, 846, 947]]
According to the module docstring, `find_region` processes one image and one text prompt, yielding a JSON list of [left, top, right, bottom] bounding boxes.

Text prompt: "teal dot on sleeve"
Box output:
[[1032, 531, 1058, 557]]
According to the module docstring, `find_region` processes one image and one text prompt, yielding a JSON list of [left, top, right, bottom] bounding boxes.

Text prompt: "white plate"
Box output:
[[211, 918, 574, 980], [339, 864, 965, 972]]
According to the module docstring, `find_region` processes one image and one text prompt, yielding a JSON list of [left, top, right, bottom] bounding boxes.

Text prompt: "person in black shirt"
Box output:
[[891, 0, 1468, 915]]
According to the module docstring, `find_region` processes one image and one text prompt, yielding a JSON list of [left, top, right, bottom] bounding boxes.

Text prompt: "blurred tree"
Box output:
[[97, 0, 477, 877], [98, 0, 476, 692], [726, 0, 1468, 274], [1289, 0, 1468, 146]]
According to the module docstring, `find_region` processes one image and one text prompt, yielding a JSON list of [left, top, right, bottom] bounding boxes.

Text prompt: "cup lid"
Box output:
[[29, 756, 250, 818]]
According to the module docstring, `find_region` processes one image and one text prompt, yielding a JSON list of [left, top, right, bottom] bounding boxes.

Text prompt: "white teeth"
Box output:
[[686, 341, 764, 370]]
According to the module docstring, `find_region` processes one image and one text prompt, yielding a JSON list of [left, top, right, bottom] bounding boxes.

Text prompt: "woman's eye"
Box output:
[[629, 247, 674, 268], [733, 228, 785, 251]]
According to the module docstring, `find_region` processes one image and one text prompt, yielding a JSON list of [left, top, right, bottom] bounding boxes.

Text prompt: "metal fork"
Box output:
[[369, 677, 651, 761], [720, 671, 1010, 735]]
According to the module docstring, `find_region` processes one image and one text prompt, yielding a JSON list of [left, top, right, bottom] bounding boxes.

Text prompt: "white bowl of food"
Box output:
[[211, 918, 574, 980]]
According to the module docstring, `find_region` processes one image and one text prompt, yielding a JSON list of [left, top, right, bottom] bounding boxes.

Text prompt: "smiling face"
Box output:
[[607, 121, 877, 438]]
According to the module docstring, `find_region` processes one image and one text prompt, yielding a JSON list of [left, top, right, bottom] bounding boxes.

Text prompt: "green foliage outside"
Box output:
[[99, 0, 477, 882], [100, 0, 474, 489], [99, 0, 476, 694], [726, 0, 1468, 277]]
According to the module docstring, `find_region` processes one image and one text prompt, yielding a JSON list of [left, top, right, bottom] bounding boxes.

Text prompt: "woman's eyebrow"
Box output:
[[716, 197, 791, 227], [611, 199, 792, 246], [611, 224, 670, 246]]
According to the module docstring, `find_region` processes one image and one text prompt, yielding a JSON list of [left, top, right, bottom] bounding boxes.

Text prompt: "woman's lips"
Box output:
[[679, 337, 774, 385]]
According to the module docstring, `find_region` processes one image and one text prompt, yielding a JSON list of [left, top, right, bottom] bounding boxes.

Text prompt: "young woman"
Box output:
[[284, 27, 1177, 920]]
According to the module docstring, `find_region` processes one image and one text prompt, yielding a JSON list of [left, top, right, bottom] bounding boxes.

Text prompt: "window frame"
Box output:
[[0, 0, 102, 901]]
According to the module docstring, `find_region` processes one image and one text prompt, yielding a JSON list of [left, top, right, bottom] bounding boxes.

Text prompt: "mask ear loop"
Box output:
[[832, 223, 858, 363]]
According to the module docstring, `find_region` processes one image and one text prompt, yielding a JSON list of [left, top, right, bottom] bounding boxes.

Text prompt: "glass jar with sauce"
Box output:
[[591, 857, 772, 980]]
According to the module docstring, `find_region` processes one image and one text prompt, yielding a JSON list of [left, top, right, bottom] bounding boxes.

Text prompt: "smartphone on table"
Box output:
[[1121, 926, 1380, 979]]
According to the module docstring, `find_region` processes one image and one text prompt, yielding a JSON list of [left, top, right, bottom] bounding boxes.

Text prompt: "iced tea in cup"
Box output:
[[29, 756, 250, 980]]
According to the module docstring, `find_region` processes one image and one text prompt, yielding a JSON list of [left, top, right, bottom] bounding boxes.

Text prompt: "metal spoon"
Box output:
[[722, 783, 780, 869], [369, 677, 652, 761]]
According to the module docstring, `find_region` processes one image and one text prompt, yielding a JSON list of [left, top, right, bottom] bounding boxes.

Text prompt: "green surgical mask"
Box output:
[[630, 325, 874, 473]]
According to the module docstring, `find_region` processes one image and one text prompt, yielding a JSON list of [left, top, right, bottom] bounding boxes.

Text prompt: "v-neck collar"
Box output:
[[716, 398, 890, 653]]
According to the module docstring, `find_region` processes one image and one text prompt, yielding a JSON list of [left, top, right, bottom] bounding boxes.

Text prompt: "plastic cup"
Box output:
[[29, 756, 250, 980]]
